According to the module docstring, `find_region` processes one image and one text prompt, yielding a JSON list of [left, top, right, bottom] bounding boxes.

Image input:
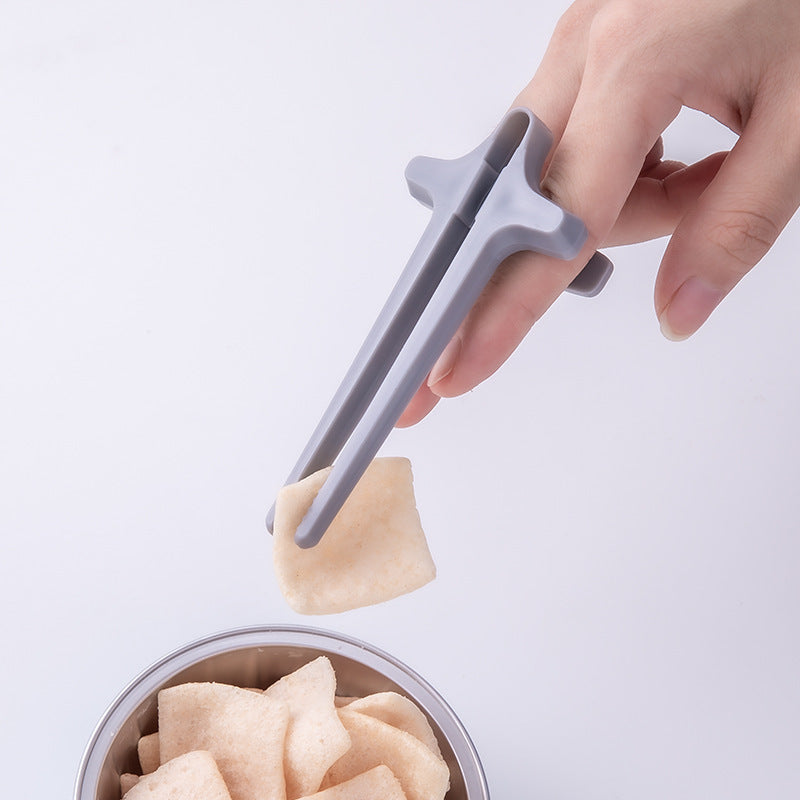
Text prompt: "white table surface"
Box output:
[[1, 2, 798, 798]]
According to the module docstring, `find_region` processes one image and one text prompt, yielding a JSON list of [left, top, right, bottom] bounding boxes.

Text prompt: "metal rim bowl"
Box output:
[[74, 625, 489, 800]]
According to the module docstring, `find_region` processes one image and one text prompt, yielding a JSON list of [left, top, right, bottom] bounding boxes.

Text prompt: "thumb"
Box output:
[[656, 104, 800, 340]]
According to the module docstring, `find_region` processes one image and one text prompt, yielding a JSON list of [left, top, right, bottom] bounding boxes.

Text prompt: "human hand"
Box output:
[[399, 0, 800, 427]]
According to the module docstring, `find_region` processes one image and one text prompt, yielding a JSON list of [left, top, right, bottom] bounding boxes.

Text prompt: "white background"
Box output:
[[1, 1, 798, 798]]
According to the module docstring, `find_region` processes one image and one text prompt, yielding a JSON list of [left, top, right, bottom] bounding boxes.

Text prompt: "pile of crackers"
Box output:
[[121, 656, 450, 800]]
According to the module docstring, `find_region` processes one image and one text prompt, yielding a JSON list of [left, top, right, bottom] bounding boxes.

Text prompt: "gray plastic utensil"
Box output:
[[267, 107, 613, 548]]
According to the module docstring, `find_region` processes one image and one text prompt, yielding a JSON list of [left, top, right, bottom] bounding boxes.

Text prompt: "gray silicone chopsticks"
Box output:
[[267, 107, 613, 548]]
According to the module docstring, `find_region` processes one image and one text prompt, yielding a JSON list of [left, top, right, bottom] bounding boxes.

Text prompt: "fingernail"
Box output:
[[659, 277, 726, 342], [428, 337, 461, 387]]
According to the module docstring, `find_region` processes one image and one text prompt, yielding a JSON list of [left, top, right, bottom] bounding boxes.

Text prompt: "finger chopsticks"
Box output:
[[267, 107, 613, 548]]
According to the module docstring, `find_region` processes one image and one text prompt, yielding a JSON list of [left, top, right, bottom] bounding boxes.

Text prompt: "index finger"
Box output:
[[426, 18, 681, 399], [401, 4, 594, 418]]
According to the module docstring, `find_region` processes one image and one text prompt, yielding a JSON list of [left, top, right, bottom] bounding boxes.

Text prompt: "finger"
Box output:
[[540, 29, 682, 241], [427, 250, 569, 397], [429, 20, 681, 398], [416, 4, 601, 407], [641, 136, 665, 173], [396, 382, 440, 427], [644, 158, 686, 181], [607, 152, 727, 246], [513, 0, 598, 146], [656, 106, 800, 341]]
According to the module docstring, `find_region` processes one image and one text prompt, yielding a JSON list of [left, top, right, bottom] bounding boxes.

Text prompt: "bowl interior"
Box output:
[[82, 631, 479, 800]]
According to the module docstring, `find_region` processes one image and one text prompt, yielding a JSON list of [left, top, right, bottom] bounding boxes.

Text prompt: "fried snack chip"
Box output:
[[324, 709, 449, 800], [263, 656, 351, 799], [122, 751, 231, 800], [138, 731, 160, 774], [158, 683, 289, 800], [297, 765, 406, 800], [273, 458, 436, 614], [345, 692, 441, 757], [333, 696, 359, 708], [120, 773, 139, 795]]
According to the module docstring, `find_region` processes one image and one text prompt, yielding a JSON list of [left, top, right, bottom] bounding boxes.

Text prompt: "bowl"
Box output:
[[74, 625, 489, 800]]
